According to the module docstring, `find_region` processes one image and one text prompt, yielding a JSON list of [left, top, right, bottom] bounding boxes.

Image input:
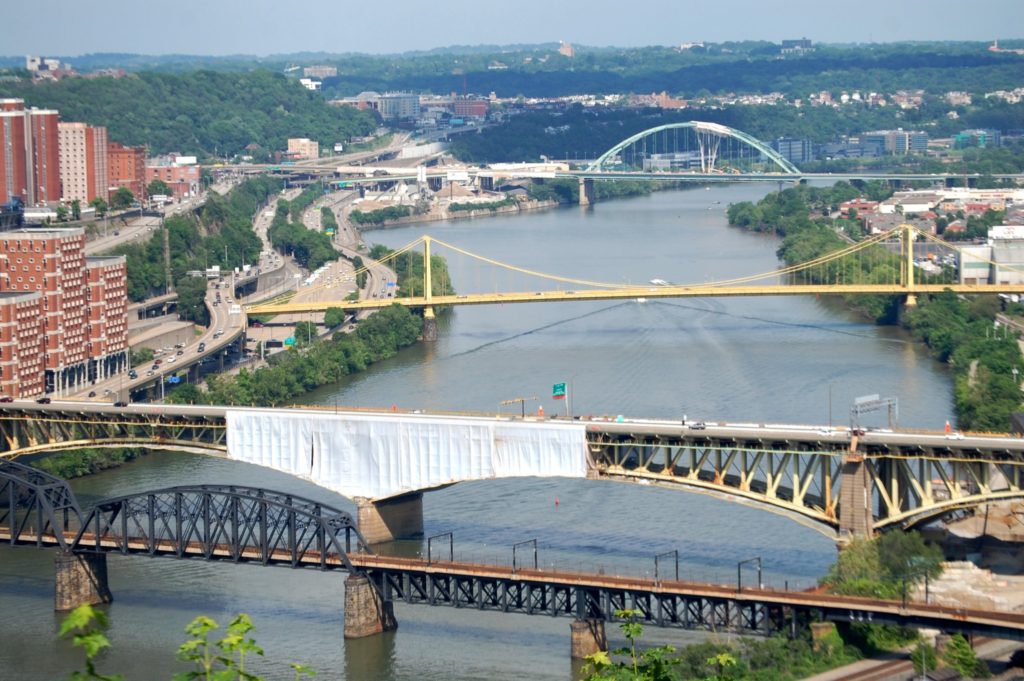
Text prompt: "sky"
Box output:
[[8, 0, 1024, 57]]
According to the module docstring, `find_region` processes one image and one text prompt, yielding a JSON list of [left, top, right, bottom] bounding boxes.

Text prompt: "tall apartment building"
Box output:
[[0, 98, 61, 206], [58, 122, 109, 203], [0, 228, 127, 397], [107, 141, 146, 199]]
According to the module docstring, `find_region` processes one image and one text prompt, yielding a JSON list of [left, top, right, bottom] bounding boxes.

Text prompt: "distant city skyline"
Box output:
[[7, 0, 1024, 58]]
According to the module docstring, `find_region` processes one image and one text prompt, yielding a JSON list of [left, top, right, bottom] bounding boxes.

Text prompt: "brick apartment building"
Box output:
[[146, 160, 200, 199], [0, 228, 127, 397], [107, 141, 146, 199], [58, 122, 109, 204], [0, 98, 61, 206]]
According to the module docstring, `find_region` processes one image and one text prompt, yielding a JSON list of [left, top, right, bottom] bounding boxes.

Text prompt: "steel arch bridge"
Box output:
[[0, 458, 368, 571], [585, 121, 801, 175]]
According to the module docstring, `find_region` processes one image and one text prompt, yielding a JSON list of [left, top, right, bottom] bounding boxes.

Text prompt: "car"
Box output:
[[146, 370, 154, 377], [0, 396, 13, 403], [36, 397, 51, 404], [113, 401, 128, 407], [128, 370, 138, 379], [167, 356, 176, 363], [153, 359, 162, 365], [87, 391, 97, 397], [688, 422, 706, 430], [176, 349, 184, 356]]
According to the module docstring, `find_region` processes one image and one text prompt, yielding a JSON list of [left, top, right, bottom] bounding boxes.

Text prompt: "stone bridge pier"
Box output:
[[54, 552, 113, 611]]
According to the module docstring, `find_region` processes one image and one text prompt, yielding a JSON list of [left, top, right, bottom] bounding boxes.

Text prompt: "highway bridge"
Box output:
[[3, 459, 1023, 648], [1, 401, 1022, 540]]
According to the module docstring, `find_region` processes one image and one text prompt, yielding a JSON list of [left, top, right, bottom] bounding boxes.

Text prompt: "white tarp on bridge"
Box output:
[[225, 409, 589, 500]]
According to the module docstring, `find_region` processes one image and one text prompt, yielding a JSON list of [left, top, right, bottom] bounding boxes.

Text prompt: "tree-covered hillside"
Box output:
[[0, 70, 377, 158], [450, 102, 1024, 164]]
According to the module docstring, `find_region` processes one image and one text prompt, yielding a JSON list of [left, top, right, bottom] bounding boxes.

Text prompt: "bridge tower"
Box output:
[[902, 222, 918, 308], [422, 237, 438, 342]]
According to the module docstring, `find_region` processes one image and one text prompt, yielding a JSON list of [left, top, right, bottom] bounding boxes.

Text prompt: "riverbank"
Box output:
[[727, 182, 1023, 432], [357, 197, 562, 230], [28, 447, 147, 480]]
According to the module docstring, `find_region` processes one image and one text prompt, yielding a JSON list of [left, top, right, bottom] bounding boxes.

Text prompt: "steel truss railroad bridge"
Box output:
[[3, 457, 1024, 643]]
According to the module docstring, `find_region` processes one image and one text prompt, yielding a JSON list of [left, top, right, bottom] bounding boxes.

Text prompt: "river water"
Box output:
[[0, 184, 955, 680]]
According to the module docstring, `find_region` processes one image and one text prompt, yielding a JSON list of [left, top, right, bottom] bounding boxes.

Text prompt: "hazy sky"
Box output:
[[9, 0, 1024, 57]]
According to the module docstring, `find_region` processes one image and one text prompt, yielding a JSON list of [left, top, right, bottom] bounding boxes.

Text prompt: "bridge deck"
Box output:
[[6, 528, 1022, 639]]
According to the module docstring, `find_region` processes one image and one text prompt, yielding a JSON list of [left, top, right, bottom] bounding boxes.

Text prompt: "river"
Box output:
[[0, 183, 954, 680]]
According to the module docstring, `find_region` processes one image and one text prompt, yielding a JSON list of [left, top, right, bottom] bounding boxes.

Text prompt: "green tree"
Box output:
[[175, 276, 209, 325], [324, 307, 347, 329], [943, 634, 990, 678], [584, 609, 681, 680], [294, 321, 317, 346], [147, 179, 172, 197], [71, 200, 82, 221], [910, 641, 937, 677], [89, 197, 108, 217], [130, 347, 155, 366], [166, 383, 203, 405], [111, 187, 135, 209]]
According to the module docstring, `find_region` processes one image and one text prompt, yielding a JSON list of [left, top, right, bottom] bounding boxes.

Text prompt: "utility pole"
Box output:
[[162, 214, 173, 293]]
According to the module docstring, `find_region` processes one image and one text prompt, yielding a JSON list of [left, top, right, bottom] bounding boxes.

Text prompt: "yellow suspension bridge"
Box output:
[[246, 224, 1024, 316]]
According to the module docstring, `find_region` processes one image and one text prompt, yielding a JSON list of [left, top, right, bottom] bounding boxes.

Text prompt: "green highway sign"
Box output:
[[552, 382, 566, 400]]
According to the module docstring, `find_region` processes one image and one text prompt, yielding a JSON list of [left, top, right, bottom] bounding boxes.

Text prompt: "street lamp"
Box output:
[[512, 539, 538, 573], [427, 531, 453, 565], [737, 557, 762, 592], [655, 550, 679, 582]]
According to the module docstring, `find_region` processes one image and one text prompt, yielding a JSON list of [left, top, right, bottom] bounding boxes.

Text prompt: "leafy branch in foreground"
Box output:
[[60, 606, 315, 681]]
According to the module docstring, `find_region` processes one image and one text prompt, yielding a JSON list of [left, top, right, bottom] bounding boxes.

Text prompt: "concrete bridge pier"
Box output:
[[578, 178, 596, 206], [838, 454, 873, 539], [570, 618, 607, 659], [422, 307, 438, 342], [344, 574, 397, 639], [356, 492, 424, 544], [54, 552, 113, 611]]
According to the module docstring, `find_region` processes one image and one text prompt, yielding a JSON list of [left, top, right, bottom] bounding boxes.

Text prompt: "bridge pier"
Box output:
[[54, 552, 112, 611], [422, 307, 438, 342], [578, 178, 596, 206], [356, 492, 424, 544], [838, 455, 873, 539], [570, 618, 607, 659], [344, 574, 397, 639]]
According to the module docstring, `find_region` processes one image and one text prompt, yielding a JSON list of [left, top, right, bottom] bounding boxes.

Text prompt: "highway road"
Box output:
[[72, 278, 246, 402]]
